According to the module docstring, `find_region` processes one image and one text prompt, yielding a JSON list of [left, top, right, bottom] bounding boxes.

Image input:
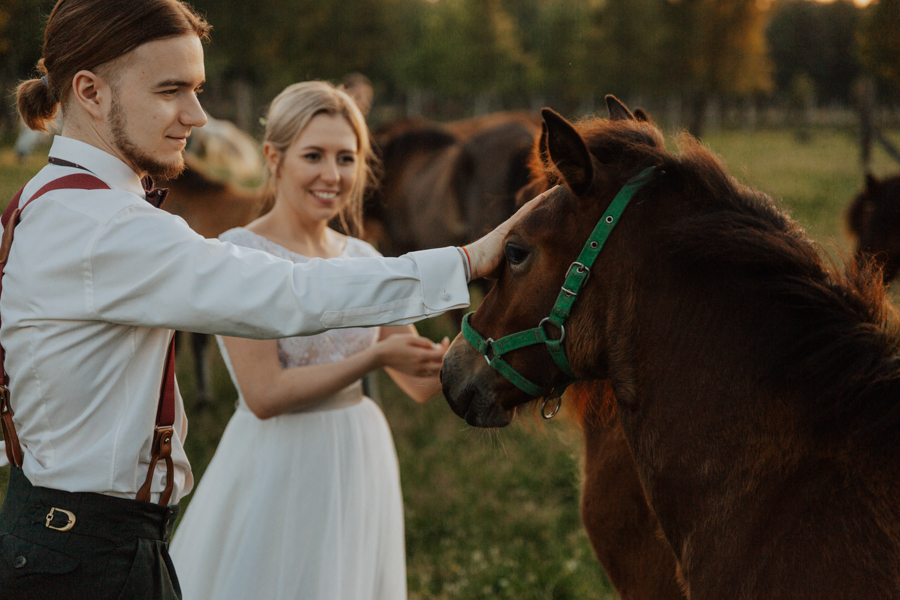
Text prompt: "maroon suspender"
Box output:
[[0, 174, 111, 469], [136, 339, 176, 505], [0, 170, 177, 506], [0, 185, 28, 468]]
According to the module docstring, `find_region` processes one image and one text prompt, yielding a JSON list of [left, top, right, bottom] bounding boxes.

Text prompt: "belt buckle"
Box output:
[[45, 507, 76, 532]]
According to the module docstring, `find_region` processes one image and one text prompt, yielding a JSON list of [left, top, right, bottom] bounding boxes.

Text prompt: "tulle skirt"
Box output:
[[169, 398, 406, 600]]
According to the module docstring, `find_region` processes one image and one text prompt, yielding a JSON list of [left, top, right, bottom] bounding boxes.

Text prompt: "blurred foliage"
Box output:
[[0, 0, 57, 133], [767, 0, 861, 104], [4, 0, 899, 131], [857, 0, 900, 88]]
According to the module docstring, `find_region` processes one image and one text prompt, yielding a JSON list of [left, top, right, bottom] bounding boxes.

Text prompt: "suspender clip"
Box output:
[[136, 425, 175, 506]]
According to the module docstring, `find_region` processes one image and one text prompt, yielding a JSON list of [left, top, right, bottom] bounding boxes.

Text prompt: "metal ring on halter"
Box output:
[[538, 317, 565, 343], [541, 395, 562, 419]]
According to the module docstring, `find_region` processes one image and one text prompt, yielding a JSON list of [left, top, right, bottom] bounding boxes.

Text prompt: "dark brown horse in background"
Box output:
[[846, 172, 900, 285], [443, 97, 900, 599], [370, 112, 540, 256]]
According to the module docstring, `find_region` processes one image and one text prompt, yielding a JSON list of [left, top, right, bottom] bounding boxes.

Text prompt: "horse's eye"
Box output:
[[505, 243, 529, 266]]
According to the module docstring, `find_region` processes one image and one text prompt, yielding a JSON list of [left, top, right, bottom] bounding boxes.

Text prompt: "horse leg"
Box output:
[[581, 412, 686, 600], [192, 332, 211, 407]]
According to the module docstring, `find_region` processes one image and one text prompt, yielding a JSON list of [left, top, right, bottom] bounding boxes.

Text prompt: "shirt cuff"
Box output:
[[407, 247, 470, 312]]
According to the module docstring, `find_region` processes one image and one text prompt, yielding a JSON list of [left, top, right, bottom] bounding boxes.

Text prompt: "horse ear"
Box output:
[[606, 95, 636, 122], [633, 108, 651, 123], [541, 108, 593, 197], [538, 122, 549, 166]]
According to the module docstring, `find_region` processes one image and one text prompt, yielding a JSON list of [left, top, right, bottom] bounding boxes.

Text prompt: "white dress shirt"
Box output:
[[0, 136, 469, 503]]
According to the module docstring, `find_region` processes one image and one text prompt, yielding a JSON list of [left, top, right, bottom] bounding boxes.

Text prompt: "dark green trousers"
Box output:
[[0, 467, 180, 600]]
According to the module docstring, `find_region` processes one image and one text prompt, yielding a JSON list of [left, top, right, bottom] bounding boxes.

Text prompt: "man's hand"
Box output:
[[464, 186, 557, 280]]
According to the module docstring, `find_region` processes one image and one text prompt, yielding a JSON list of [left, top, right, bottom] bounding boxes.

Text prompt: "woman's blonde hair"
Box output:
[[261, 80, 373, 236]]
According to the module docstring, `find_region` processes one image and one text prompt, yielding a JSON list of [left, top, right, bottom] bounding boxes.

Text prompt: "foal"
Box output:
[[443, 97, 900, 599]]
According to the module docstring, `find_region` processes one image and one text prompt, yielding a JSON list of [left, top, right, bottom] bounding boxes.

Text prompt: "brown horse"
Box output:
[[846, 172, 900, 285], [370, 112, 540, 257], [443, 96, 900, 599]]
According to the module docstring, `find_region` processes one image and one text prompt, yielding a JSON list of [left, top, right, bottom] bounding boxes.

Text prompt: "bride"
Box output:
[[169, 81, 447, 600]]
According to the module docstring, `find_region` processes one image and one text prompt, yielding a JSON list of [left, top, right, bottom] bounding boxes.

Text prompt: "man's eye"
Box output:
[[304, 153, 321, 161], [505, 243, 528, 266]]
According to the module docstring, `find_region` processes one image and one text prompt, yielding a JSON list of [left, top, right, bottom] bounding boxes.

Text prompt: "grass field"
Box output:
[[0, 125, 898, 599]]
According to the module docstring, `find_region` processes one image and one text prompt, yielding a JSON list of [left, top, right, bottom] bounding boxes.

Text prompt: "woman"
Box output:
[[169, 81, 446, 600]]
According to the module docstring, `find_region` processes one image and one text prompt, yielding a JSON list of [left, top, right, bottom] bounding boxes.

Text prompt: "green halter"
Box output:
[[461, 166, 656, 404]]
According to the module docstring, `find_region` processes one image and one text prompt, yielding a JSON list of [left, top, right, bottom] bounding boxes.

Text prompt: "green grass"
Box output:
[[700, 127, 900, 246], [1, 126, 898, 598]]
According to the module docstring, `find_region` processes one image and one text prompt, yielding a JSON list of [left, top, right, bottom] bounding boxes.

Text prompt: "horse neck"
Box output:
[[590, 222, 900, 594]]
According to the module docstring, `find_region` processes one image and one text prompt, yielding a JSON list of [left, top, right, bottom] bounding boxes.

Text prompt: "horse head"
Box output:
[[442, 96, 667, 427], [847, 172, 900, 285]]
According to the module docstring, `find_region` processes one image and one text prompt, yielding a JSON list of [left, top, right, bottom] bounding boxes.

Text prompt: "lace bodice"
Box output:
[[216, 228, 381, 407]]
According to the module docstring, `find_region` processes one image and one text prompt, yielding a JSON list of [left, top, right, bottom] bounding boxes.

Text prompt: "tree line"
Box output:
[[1, 0, 898, 135]]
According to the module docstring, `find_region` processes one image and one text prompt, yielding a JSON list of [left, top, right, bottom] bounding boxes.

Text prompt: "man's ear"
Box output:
[[70, 70, 109, 120]]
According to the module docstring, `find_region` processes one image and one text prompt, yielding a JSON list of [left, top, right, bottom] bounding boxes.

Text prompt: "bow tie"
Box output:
[[48, 157, 168, 208], [141, 176, 169, 208]]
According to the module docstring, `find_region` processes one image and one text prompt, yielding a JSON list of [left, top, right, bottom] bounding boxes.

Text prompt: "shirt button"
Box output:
[[14, 556, 26, 569], [441, 292, 451, 301]]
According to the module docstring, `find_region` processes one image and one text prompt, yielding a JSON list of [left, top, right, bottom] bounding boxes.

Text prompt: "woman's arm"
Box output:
[[221, 328, 445, 419], [380, 325, 449, 403]]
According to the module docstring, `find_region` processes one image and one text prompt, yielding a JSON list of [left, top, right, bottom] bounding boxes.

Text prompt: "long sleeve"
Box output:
[[11, 191, 469, 337]]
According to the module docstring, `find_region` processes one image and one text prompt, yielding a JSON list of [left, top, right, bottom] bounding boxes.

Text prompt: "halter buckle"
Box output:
[[562, 262, 590, 297], [566, 261, 590, 278]]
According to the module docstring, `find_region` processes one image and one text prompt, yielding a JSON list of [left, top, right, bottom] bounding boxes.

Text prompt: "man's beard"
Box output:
[[109, 93, 185, 182]]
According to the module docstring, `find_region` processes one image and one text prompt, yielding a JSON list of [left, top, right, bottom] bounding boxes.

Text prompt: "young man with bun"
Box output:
[[0, 1, 548, 598]]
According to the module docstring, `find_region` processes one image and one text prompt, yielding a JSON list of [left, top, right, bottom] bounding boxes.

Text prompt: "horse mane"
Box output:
[[572, 119, 900, 443], [652, 131, 900, 442]]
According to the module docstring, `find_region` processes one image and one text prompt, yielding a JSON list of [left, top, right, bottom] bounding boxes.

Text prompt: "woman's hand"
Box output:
[[464, 185, 557, 280], [375, 334, 448, 378]]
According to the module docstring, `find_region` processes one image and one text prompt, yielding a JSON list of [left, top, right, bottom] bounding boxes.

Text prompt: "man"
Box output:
[[0, 1, 549, 598]]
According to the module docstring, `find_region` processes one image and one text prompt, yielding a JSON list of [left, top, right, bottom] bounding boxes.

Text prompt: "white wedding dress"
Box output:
[[170, 228, 407, 600]]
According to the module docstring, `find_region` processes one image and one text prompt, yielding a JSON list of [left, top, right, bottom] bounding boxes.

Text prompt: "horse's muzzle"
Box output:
[[442, 335, 515, 428]]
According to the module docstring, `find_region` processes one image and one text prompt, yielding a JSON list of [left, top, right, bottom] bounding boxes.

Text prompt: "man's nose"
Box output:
[[183, 95, 208, 129]]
